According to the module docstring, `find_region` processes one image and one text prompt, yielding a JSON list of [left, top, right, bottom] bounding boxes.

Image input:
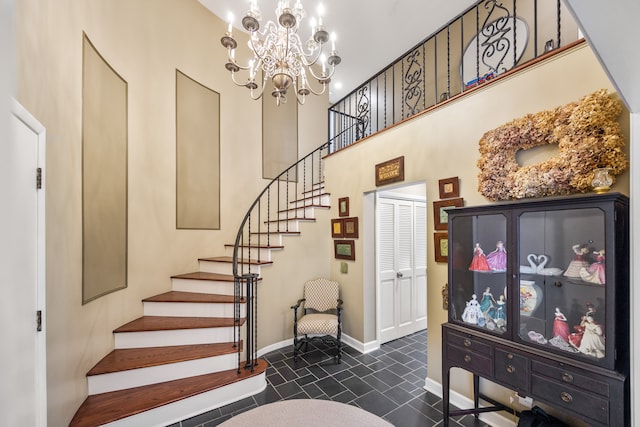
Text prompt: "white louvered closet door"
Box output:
[[378, 197, 427, 344]]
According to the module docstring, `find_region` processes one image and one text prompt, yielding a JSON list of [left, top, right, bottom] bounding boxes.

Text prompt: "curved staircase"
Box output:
[[69, 187, 331, 426]]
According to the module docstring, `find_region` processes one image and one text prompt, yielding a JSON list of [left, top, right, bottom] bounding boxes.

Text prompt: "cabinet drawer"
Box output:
[[531, 360, 609, 398], [531, 374, 608, 425], [447, 344, 493, 377], [446, 331, 491, 357], [495, 348, 528, 390]]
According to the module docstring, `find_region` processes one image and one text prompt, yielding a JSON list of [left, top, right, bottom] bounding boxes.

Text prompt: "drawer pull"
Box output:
[[507, 353, 514, 360], [506, 364, 515, 374], [560, 391, 573, 403], [464, 355, 472, 363], [561, 372, 574, 383], [463, 339, 471, 348]]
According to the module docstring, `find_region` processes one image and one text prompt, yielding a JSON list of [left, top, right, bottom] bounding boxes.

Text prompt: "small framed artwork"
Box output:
[[331, 218, 344, 238], [338, 197, 350, 217], [334, 240, 355, 261], [433, 198, 464, 231], [439, 177, 460, 199], [343, 217, 359, 238], [434, 232, 449, 263]]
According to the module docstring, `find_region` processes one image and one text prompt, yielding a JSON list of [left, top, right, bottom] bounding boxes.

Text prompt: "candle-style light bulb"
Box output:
[[227, 12, 233, 34], [317, 4, 324, 26], [331, 32, 336, 51], [320, 53, 326, 74]]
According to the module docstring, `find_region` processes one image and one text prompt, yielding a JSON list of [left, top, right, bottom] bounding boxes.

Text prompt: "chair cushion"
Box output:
[[304, 278, 340, 312], [297, 313, 338, 336]]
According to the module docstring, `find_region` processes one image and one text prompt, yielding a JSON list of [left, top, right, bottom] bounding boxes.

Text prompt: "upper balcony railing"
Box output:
[[328, 0, 581, 150]]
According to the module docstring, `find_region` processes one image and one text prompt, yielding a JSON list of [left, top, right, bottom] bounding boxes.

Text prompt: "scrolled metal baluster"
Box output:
[[404, 49, 423, 117]]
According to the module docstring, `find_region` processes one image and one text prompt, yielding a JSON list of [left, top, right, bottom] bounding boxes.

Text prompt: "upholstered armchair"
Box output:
[[291, 278, 343, 362]]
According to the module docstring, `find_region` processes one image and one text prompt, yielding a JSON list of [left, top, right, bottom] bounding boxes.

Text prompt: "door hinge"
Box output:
[[36, 310, 42, 332], [36, 167, 42, 190]]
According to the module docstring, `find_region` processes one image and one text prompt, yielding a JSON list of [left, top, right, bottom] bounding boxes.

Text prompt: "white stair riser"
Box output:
[[114, 327, 236, 349], [290, 194, 330, 208], [87, 354, 238, 395], [277, 206, 317, 220], [245, 234, 283, 245], [263, 220, 301, 232], [198, 260, 262, 276], [143, 301, 245, 318], [224, 246, 276, 261], [171, 278, 235, 295], [101, 372, 267, 427]]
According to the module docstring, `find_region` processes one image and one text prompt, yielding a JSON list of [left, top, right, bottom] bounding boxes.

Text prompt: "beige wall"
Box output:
[[16, 0, 328, 425], [324, 42, 629, 409], [14, 0, 631, 424]]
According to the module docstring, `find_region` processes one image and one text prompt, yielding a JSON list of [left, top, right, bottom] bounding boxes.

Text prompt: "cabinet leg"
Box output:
[[473, 374, 480, 419], [442, 367, 450, 427]]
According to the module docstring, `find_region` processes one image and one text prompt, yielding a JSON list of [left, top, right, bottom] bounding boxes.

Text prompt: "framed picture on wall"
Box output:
[[438, 176, 460, 199], [343, 217, 359, 238], [334, 240, 355, 261], [434, 232, 449, 263], [331, 218, 344, 238], [433, 198, 464, 230], [338, 197, 350, 217]]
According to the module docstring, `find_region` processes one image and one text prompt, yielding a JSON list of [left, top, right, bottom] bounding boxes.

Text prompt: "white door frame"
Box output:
[[9, 98, 47, 426], [374, 182, 427, 346]]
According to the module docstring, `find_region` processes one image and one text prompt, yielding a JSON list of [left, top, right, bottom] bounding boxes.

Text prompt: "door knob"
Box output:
[[397, 272, 403, 278]]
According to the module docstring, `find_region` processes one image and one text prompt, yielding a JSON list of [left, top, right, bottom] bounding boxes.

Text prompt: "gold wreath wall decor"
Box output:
[[477, 89, 628, 201]]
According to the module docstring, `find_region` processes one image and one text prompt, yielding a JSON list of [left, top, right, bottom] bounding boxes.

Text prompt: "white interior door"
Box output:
[[377, 196, 427, 344], [3, 99, 47, 426]]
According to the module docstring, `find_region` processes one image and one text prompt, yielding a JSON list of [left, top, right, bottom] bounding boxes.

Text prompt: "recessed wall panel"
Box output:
[[82, 34, 128, 303], [176, 70, 220, 229]]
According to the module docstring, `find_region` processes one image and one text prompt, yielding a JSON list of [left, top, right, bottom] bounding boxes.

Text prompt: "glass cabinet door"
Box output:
[[450, 213, 508, 335], [517, 207, 606, 361]]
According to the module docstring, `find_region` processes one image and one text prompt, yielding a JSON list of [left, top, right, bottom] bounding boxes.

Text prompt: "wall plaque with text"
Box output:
[[375, 156, 405, 186]]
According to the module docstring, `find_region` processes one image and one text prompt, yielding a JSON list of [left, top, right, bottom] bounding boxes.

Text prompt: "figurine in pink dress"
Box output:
[[552, 307, 570, 342], [469, 243, 491, 271], [486, 240, 507, 271], [579, 249, 606, 285]]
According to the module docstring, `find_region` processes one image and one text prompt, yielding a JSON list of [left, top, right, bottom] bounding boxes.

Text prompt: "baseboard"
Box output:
[[424, 378, 517, 427], [256, 333, 367, 357]]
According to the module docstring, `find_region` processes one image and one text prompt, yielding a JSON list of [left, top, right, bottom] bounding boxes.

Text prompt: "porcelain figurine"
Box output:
[[486, 240, 507, 271], [536, 254, 564, 276], [564, 243, 592, 278], [578, 315, 605, 358], [461, 294, 484, 325], [479, 287, 496, 316], [579, 249, 606, 285], [469, 243, 491, 272], [552, 307, 570, 342]]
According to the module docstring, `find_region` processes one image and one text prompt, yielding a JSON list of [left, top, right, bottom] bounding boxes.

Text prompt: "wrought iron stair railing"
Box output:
[[231, 126, 356, 372], [329, 0, 581, 150]]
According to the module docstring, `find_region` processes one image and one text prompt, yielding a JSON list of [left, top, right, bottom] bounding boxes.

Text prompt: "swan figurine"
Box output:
[[519, 254, 538, 274], [536, 254, 564, 276]]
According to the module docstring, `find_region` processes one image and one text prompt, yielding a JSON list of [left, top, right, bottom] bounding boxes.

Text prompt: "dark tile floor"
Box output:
[[176, 330, 489, 427]]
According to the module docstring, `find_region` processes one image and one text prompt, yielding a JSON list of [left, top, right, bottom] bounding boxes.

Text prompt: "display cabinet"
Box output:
[[442, 193, 629, 426]]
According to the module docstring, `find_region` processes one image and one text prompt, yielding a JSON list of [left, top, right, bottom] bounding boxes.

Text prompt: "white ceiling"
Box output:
[[199, 0, 477, 104]]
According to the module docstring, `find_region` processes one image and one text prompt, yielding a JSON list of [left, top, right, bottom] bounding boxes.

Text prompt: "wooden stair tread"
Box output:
[[290, 194, 329, 203], [199, 256, 273, 266], [224, 243, 284, 249], [142, 291, 242, 304], [70, 359, 268, 427], [171, 271, 235, 281], [250, 231, 301, 235], [279, 204, 330, 213], [87, 342, 241, 376], [114, 316, 242, 333], [265, 217, 316, 224]]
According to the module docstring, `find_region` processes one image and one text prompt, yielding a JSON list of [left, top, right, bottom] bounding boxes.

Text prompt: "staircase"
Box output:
[[69, 185, 331, 426]]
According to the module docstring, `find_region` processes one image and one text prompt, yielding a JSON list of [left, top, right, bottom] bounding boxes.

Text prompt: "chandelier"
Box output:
[[220, 0, 341, 106]]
